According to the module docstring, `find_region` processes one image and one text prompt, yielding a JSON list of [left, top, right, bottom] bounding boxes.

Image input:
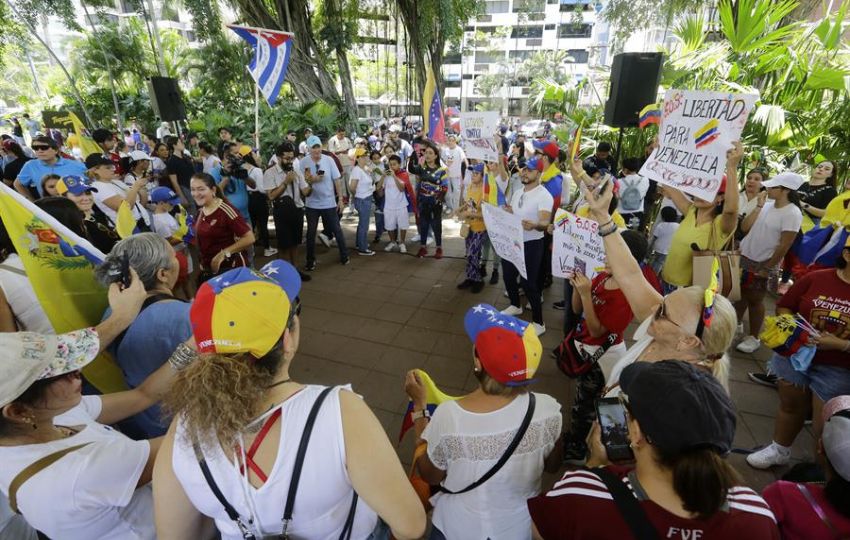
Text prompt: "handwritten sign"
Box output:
[[460, 111, 500, 161], [640, 89, 757, 201], [552, 209, 606, 279], [482, 203, 526, 279]]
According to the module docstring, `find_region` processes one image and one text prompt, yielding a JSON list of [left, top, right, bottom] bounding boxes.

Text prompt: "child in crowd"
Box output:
[[149, 186, 192, 298], [615, 157, 650, 230], [457, 163, 486, 293], [383, 155, 414, 254], [647, 205, 680, 278]]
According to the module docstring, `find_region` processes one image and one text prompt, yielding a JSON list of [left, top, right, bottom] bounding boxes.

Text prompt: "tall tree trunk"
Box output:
[[322, 0, 359, 131], [395, 0, 444, 106], [81, 2, 123, 130]]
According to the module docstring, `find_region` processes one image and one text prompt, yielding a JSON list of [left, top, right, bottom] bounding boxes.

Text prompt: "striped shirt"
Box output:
[[528, 468, 780, 539]]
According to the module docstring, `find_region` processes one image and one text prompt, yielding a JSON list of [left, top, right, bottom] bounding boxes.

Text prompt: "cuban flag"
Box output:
[[227, 25, 294, 106], [423, 64, 447, 144]]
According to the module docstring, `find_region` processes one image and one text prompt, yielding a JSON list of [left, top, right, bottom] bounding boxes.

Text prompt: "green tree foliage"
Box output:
[[601, 0, 713, 51]]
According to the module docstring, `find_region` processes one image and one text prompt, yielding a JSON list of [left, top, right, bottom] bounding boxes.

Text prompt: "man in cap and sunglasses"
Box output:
[[14, 136, 86, 200]]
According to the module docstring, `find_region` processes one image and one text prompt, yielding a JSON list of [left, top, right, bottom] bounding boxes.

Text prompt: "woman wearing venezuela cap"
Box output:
[[529, 360, 780, 539], [154, 260, 425, 540], [404, 304, 562, 540]]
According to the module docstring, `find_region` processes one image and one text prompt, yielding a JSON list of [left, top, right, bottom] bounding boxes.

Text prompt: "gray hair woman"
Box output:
[[94, 233, 191, 438]]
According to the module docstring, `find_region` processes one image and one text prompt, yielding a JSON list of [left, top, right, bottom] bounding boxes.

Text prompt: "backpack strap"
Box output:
[[441, 393, 536, 495], [9, 443, 92, 514], [593, 467, 659, 540]]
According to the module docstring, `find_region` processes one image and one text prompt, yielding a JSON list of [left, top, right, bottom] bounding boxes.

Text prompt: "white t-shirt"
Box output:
[[349, 165, 374, 199], [651, 222, 680, 255], [442, 146, 466, 178], [616, 174, 650, 214], [422, 393, 562, 540], [383, 171, 408, 210], [92, 180, 152, 227], [263, 164, 309, 208], [0, 396, 153, 540], [328, 136, 352, 167], [202, 155, 221, 173], [244, 166, 263, 193], [0, 254, 53, 333], [740, 201, 803, 262], [152, 211, 179, 239], [509, 185, 554, 242]]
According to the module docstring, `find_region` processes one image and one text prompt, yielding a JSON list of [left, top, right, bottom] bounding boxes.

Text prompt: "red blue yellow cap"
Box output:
[[190, 260, 301, 358], [464, 304, 542, 386], [525, 157, 545, 172]]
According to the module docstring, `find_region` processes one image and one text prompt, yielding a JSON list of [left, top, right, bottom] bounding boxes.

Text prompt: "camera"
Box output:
[[281, 162, 293, 172], [316, 169, 325, 176], [227, 154, 249, 180]]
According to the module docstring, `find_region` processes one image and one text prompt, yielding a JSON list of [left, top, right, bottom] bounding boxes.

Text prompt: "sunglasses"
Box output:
[[287, 297, 302, 329], [32, 145, 53, 151], [655, 300, 706, 341]]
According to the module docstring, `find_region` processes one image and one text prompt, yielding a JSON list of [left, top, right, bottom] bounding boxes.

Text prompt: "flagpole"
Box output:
[[254, 80, 260, 153]]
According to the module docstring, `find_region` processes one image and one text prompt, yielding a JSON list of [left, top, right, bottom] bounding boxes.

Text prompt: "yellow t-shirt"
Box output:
[[662, 207, 735, 287], [822, 190, 850, 228], [465, 182, 486, 233], [575, 204, 627, 228]]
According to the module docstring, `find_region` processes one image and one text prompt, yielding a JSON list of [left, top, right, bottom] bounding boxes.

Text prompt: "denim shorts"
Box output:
[[768, 353, 850, 402]]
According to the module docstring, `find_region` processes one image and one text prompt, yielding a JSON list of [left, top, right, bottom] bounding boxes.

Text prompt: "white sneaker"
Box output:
[[426, 236, 435, 246], [746, 442, 791, 469], [384, 242, 397, 252], [357, 249, 376, 256], [411, 234, 421, 243], [533, 323, 546, 336], [501, 305, 523, 316], [263, 247, 278, 257], [399, 243, 407, 254], [318, 233, 331, 248], [736, 322, 744, 337], [736, 336, 761, 354]]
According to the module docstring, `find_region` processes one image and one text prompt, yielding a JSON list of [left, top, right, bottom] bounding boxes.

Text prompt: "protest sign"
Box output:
[[482, 203, 526, 278], [460, 111, 500, 161], [640, 89, 757, 201], [552, 209, 606, 279]]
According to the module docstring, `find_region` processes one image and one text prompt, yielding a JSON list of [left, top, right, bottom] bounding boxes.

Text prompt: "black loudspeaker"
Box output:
[[147, 77, 186, 121], [603, 52, 664, 128]]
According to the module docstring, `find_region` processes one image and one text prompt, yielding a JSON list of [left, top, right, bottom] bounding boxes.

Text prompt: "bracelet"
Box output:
[[599, 219, 614, 229], [168, 342, 198, 371], [599, 222, 619, 237]]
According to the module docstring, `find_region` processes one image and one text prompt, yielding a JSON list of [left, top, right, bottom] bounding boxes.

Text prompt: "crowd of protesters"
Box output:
[[0, 114, 848, 540]]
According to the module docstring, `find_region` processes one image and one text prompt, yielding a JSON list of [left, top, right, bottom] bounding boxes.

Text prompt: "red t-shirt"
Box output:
[[762, 480, 850, 540], [776, 269, 850, 367], [194, 201, 251, 269], [574, 267, 661, 346], [528, 468, 780, 540]]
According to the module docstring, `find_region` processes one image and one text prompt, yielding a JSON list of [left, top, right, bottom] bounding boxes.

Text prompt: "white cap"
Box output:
[[128, 150, 151, 162], [389, 124, 401, 133], [762, 171, 804, 190]]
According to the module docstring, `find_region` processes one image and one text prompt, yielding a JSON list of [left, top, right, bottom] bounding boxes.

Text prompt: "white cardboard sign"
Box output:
[[640, 89, 757, 201], [482, 203, 527, 279], [460, 111, 500, 161], [551, 209, 606, 279]]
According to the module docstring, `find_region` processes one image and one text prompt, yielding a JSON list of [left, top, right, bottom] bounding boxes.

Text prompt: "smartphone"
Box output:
[[574, 259, 587, 276], [596, 397, 634, 462], [316, 169, 325, 176], [107, 253, 132, 290]]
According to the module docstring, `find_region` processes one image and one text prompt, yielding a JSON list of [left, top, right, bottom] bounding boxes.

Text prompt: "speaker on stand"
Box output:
[[603, 52, 664, 165], [147, 77, 187, 123]]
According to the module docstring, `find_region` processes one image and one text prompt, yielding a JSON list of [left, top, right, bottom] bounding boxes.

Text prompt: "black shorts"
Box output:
[[272, 201, 304, 249]]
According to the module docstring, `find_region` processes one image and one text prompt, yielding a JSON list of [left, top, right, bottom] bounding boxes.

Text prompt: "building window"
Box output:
[[485, 0, 510, 13], [559, 2, 592, 12], [513, 0, 546, 13], [544, 24, 555, 30], [508, 50, 535, 61], [476, 51, 506, 63], [565, 49, 589, 63], [444, 79, 462, 88], [444, 52, 462, 64], [462, 74, 474, 79], [558, 23, 592, 38], [510, 25, 543, 38]]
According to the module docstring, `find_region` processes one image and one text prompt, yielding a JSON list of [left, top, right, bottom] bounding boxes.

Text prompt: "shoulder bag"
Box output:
[[440, 392, 536, 495], [193, 386, 358, 540], [691, 217, 741, 302], [9, 443, 93, 514], [593, 467, 659, 540]]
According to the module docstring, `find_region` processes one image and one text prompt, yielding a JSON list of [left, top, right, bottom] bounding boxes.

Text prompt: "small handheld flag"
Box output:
[[115, 201, 138, 239], [702, 257, 720, 328], [570, 122, 583, 161], [227, 25, 294, 106], [398, 369, 459, 443], [638, 103, 661, 129], [483, 172, 506, 206]]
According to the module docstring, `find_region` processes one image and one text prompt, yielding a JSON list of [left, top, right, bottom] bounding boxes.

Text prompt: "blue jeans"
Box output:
[[354, 197, 373, 252], [768, 353, 850, 402], [418, 198, 443, 247], [306, 206, 348, 263]]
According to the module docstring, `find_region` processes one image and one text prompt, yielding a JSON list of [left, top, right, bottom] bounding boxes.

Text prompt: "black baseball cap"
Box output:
[[620, 360, 736, 455], [85, 153, 113, 169]]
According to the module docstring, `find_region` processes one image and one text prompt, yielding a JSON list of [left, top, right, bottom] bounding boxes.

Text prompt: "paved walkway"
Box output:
[[258, 213, 813, 493]]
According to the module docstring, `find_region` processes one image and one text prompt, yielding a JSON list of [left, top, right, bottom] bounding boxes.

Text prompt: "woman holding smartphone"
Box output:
[[529, 361, 780, 539]]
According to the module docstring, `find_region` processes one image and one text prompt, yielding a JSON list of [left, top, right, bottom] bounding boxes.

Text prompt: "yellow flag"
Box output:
[[115, 201, 137, 239], [0, 184, 127, 393], [57, 112, 102, 158]]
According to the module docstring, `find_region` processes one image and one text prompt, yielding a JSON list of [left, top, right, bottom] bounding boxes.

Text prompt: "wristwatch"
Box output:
[[411, 409, 431, 421]]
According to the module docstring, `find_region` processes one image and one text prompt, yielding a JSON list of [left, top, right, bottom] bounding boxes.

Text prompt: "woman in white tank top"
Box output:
[[153, 260, 426, 540]]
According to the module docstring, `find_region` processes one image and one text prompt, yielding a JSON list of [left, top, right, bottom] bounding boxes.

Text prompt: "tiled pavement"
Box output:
[[260, 213, 813, 494]]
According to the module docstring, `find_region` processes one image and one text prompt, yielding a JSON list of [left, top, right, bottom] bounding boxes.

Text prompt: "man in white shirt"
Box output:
[[299, 135, 349, 270], [616, 157, 650, 230], [441, 134, 467, 214], [328, 127, 354, 207], [298, 128, 313, 158], [265, 142, 312, 280], [387, 125, 413, 168]]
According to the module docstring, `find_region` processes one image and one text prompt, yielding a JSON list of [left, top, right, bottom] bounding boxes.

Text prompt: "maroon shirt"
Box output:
[[528, 468, 780, 539], [194, 201, 251, 270], [777, 269, 850, 367]]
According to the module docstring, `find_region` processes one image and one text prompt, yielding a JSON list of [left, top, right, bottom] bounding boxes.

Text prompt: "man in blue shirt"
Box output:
[[14, 135, 86, 199], [299, 135, 349, 270]]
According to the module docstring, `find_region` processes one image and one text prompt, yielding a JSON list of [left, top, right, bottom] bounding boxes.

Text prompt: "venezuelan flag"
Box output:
[[423, 65, 447, 144], [398, 369, 459, 443], [542, 163, 564, 209], [760, 314, 812, 357], [638, 103, 661, 128], [483, 172, 506, 206], [0, 183, 127, 393], [694, 119, 720, 149]]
